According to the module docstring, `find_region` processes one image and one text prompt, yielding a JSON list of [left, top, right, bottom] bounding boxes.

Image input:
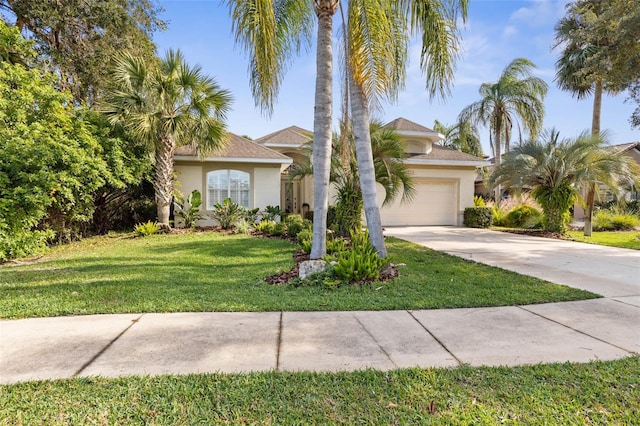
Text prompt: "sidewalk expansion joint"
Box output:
[[72, 314, 144, 377], [353, 315, 397, 369], [407, 310, 463, 366], [516, 306, 636, 355], [275, 311, 283, 372]]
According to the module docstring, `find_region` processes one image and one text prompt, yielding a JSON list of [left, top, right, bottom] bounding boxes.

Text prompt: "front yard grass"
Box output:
[[565, 230, 640, 250], [0, 232, 598, 319], [2, 356, 638, 424]]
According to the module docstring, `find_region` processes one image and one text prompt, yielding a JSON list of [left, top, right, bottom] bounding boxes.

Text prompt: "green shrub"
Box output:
[[174, 190, 204, 228], [504, 205, 543, 229], [235, 219, 253, 235], [332, 230, 388, 283], [296, 229, 313, 254], [255, 220, 276, 234], [464, 207, 493, 228], [593, 210, 640, 231], [326, 237, 347, 255], [285, 214, 310, 238], [271, 221, 287, 236], [0, 229, 53, 263], [211, 198, 244, 229], [134, 221, 160, 236]]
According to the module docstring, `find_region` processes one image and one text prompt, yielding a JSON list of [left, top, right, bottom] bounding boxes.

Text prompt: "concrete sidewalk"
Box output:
[[1, 227, 638, 384]]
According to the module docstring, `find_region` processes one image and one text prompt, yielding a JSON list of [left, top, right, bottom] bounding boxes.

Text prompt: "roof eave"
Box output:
[[404, 159, 490, 167], [174, 155, 293, 165]]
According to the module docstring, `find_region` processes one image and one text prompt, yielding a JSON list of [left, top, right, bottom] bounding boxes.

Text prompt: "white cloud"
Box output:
[[510, 0, 569, 28], [502, 25, 518, 38]]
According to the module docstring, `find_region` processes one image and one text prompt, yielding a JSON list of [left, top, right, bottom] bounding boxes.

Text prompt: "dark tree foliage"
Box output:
[[0, 0, 165, 104]]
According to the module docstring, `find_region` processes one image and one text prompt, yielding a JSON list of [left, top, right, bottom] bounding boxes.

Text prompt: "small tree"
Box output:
[[102, 50, 232, 229], [491, 130, 639, 233]]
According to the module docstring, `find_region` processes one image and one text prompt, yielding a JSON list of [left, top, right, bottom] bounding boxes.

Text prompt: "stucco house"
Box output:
[[173, 117, 488, 227]]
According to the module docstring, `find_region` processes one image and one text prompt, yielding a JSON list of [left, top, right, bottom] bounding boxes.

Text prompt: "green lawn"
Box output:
[[0, 232, 598, 319], [565, 230, 640, 250], [2, 356, 638, 424]]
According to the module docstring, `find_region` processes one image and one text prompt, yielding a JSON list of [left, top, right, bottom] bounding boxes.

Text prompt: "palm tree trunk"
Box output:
[[310, 1, 337, 259], [584, 79, 603, 236], [350, 72, 387, 257], [493, 118, 502, 203], [154, 135, 176, 229]]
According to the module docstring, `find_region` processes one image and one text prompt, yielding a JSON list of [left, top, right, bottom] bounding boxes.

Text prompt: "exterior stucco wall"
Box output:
[[174, 161, 282, 227]]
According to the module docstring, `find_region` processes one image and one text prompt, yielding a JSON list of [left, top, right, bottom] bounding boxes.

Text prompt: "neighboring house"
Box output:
[[173, 117, 488, 227]]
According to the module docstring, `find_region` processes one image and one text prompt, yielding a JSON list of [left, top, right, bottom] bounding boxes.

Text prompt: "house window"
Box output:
[[206, 170, 250, 209]]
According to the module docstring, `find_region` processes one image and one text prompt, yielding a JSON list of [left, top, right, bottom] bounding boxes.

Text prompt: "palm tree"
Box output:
[[459, 58, 548, 200], [226, 0, 336, 259], [491, 129, 639, 233], [345, 0, 467, 256], [291, 121, 415, 237], [227, 0, 466, 257], [433, 119, 483, 157], [554, 1, 618, 236], [101, 50, 232, 228]]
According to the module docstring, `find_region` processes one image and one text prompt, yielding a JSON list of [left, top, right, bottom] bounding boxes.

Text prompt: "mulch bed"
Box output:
[[499, 229, 568, 240]]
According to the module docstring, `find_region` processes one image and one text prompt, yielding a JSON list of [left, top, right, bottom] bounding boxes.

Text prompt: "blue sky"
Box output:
[[154, 0, 639, 154]]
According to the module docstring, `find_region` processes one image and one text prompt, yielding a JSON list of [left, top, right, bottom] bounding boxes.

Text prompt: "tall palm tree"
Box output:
[[459, 58, 548, 200], [101, 50, 232, 228], [491, 129, 639, 233], [227, 0, 466, 257], [291, 121, 415, 237], [345, 0, 467, 256], [226, 0, 336, 259], [554, 1, 618, 236], [433, 119, 483, 157]]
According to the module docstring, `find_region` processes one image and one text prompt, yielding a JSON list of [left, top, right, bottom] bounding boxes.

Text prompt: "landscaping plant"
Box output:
[[211, 198, 244, 229], [332, 229, 388, 283], [134, 221, 160, 236], [174, 190, 204, 228]]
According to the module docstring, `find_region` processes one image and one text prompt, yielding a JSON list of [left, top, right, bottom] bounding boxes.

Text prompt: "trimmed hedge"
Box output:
[[464, 207, 493, 228]]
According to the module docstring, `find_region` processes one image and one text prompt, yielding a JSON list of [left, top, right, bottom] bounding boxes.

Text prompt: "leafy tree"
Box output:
[[491, 130, 639, 233], [101, 50, 232, 229], [433, 119, 483, 157], [459, 58, 548, 200], [0, 31, 109, 260], [83, 110, 155, 234], [554, 0, 640, 235], [0, 0, 165, 103]]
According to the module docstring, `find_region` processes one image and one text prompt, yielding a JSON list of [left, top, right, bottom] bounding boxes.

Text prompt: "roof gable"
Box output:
[[383, 117, 438, 134], [254, 125, 312, 147]]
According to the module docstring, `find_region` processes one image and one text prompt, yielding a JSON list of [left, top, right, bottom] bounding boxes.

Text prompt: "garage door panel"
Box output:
[[380, 181, 456, 226]]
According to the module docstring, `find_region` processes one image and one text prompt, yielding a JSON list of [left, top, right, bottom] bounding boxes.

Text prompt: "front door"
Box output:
[[283, 179, 301, 214]]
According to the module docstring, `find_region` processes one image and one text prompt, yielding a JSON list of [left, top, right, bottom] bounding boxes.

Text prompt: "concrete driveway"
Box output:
[[385, 226, 640, 301]]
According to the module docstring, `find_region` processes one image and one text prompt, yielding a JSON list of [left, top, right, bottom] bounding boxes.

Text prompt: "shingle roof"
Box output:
[[383, 117, 438, 134], [254, 125, 312, 146], [175, 133, 291, 162], [610, 141, 640, 153], [407, 145, 487, 163]]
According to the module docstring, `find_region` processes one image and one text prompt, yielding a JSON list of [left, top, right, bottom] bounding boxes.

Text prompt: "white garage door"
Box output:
[[379, 181, 457, 226]]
